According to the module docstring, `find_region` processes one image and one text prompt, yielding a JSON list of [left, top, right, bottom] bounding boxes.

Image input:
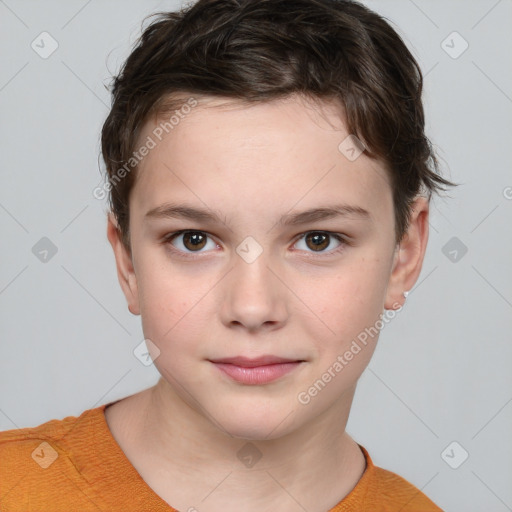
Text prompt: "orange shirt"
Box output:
[[0, 403, 443, 511]]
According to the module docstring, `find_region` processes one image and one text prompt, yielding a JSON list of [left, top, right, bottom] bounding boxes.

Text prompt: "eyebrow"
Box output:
[[144, 202, 371, 226]]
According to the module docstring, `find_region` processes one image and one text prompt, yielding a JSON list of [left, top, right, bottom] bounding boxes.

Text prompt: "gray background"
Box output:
[[1, 1, 511, 510]]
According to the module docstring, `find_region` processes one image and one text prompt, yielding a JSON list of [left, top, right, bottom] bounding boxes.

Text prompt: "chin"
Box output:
[[211, 403, 301, 441], [223, 420, 289, 441]]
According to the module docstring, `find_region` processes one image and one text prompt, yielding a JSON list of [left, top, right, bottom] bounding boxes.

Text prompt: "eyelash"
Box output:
[[163, 230, 349, 260]]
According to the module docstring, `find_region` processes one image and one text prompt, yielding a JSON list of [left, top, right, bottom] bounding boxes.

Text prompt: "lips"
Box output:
[[209, 355, 305, 385], [209, 355, 303, 367]]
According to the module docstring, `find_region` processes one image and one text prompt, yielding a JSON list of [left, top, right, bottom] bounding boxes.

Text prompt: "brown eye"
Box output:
[[293, 231, 346, 255], [182, 231, 207, 251], [167, 230, 216, 254], [305, 232, 330, 251]]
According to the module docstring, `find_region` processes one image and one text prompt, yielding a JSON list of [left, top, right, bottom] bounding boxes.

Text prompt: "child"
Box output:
[[0, 0, 455, 510]]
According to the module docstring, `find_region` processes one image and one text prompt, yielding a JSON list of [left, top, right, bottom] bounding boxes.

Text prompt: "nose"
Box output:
[[219, 252, 289, 333]]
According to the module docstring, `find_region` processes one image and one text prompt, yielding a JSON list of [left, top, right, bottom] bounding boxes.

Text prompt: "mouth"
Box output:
[[208, 356, 306, 385]]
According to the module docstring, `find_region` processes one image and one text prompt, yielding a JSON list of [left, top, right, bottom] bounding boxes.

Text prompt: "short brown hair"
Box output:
[[100, 0, 456, 251]]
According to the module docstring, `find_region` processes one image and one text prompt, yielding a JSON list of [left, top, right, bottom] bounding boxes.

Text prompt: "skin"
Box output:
[[105, 93, 429, 512]]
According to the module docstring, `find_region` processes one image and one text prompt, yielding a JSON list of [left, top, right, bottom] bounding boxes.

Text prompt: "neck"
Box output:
[[131, 377, 366, 512]]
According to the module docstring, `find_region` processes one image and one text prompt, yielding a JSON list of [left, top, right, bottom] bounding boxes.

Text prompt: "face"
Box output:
[[108, 94, 428, 440]]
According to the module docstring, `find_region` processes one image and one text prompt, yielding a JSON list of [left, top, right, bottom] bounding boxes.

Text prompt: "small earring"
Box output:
[[403, 291, 409, 299]]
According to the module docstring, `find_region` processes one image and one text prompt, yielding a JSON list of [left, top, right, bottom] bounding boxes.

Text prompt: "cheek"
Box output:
[[138, 275, 208, 385], [297, 254, 391, 352], [136, 261, 216, 352]]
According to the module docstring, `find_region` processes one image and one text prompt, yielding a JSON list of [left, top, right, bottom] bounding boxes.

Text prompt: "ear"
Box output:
[[106, 212, 140, 315], [384, 196, 430, 310]]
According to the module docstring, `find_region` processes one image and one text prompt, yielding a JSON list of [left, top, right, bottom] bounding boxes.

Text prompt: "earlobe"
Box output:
[[126, 273, 140, 315], [106, 212, 141, 316], [384, 197, 429, 310]]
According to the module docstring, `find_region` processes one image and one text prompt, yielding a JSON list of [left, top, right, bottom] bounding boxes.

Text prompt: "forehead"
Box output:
[[130, 94, 392, 225]]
